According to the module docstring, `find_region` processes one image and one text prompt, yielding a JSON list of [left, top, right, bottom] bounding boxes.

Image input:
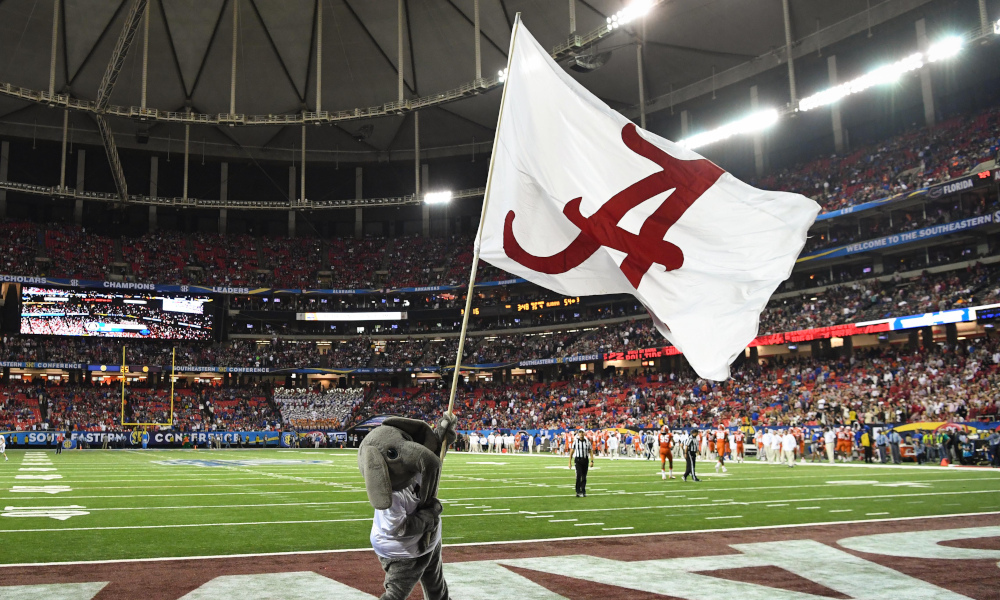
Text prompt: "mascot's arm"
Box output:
[[395, 498, 443, 537], [435, 413, 458, 449]]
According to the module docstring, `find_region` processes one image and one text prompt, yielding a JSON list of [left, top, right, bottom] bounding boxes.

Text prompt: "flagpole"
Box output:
[[440, 14, 522, 460]]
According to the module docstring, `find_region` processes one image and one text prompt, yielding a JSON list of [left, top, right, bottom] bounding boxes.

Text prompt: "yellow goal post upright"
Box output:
[[120, 346, 176, 428]]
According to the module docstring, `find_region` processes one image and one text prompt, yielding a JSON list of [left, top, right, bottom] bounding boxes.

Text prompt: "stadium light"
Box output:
[[926, 36, 963, 62], [424, 191, 453, 205], [606, 0, 653, 30], [498, 68, 508, 83], [678, 108, 779, 150], [995, 18, 1000, 35], [799, 53, 923, 111], [800, 36, 962, 112]]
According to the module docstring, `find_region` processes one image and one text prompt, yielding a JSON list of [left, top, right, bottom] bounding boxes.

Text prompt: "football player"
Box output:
[[714, 425, 728, 473], [658, 426, 675, 479]]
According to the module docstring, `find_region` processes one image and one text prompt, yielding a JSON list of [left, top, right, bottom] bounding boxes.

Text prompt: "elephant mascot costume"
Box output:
[[358, 414, 457, 600]]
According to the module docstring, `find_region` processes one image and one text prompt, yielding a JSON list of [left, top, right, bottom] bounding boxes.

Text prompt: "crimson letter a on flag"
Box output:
[[478, 19, 820, 381]]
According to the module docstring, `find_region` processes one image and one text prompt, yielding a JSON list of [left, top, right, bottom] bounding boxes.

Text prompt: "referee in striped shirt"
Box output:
[[569, 430, 595, 497]]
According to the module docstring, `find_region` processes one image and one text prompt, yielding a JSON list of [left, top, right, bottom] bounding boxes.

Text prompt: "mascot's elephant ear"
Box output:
[[383, 417, 441, 454]]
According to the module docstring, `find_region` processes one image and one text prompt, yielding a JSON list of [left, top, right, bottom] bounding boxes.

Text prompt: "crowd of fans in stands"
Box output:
[[4, 257, 1000, 370], [2, 104, 999, 439], [345, 333, 1000, 435], [273, 387, 365, 430], [5, 330, 998, 435], [1, 381, 281, 433], [755, 105, 1000, 215]]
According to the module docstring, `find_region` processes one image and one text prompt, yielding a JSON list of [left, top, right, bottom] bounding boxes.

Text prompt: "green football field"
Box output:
[[1, 448, 998, 565]]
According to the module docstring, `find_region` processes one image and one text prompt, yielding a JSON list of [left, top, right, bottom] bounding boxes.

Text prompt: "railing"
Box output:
[[0, 180, 485, 211]]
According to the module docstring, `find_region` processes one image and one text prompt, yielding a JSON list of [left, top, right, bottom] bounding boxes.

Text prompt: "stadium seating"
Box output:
[[5, 255, 1000, 370], [12, 324, 997, 434], [0, 106, 994, 292], [351, 334, 1000, 433], [755, 105, 1000, 215]]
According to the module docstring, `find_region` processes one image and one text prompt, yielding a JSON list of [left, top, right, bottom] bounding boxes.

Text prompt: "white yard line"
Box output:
[[1, 482, 996, 515], [705, 516, 743, 520], [0, 489, 992, 529]]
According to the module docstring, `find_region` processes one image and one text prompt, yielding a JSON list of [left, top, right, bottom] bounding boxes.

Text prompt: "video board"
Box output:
[[20, 287, 213, 340]]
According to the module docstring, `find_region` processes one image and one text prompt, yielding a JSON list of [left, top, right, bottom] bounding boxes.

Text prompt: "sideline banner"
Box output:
[[816, 188, 928, 221], [0, 361, 85, 369], [814, 170, 994, 222], [0, 276, 528, 296], [799, 211, 1000, 262], [0, 430, 349, 448]]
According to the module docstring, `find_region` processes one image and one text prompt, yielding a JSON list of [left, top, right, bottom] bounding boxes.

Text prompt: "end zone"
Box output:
[[2, 513, 998, 599]]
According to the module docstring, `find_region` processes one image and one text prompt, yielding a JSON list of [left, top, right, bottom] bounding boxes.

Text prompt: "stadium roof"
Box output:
[[0, 0, 947, 162]]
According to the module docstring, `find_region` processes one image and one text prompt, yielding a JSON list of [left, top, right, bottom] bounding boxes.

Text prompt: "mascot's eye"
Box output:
[[386, 448, 399, 460]]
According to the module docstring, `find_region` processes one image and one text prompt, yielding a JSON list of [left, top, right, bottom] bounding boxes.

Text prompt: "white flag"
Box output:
[[478, 19, 820, 381]]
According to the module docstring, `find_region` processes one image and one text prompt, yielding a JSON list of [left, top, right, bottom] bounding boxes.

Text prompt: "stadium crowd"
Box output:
[[365, 335, 1000, 439], [273, 387, 365, 429], [5, 256, 1000, 372], [4, 328, 997, 463], [755, 105, 1000, 215]]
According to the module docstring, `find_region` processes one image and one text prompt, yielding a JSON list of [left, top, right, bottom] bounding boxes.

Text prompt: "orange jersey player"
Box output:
[[733, 430, 745, 463], [714, 426, 728, 473], [835, 428, 850, 460], [658, 426, 675, 479]]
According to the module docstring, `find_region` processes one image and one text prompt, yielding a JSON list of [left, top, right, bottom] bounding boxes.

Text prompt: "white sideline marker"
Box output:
[[1, 505, 89, 521], [549, 519, 577, 522], [602, 526, 634, 530], [797, 507, 821, 510], [705, 516, 743, 520], [9, 486, 73, 494], [867, 512, 890, 516], [573, 522, 604, 526], [525, 515, 554, 519]]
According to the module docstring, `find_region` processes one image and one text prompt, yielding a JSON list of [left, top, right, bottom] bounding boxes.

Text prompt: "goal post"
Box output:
[[120, 346, 176, 428]]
